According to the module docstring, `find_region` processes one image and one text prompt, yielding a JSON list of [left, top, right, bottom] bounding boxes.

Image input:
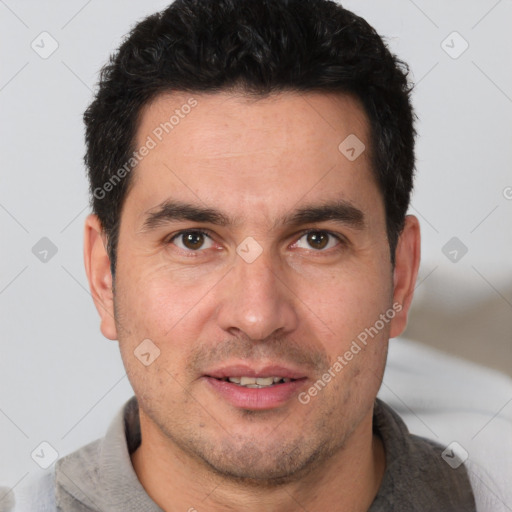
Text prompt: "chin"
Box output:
[[195, 437, 330, 487]]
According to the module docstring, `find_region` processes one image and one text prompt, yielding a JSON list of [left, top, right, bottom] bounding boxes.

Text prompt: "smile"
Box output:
[[219, 376, 294, 387]]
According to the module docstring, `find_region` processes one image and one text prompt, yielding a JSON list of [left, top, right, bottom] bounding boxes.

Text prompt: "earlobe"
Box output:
[[389, 215, 421, 339], [83, 214, 118, 340]]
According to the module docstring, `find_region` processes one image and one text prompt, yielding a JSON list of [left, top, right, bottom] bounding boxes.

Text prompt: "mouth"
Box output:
[[203, 365, 308, 410], [215, 376, 297, 388]]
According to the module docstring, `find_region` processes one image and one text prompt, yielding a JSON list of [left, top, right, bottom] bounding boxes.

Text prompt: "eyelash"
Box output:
[[167, 228, 346, 254]]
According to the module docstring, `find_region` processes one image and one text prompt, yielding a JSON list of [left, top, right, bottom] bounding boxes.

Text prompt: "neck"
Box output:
[[131, 407, 385, 512]]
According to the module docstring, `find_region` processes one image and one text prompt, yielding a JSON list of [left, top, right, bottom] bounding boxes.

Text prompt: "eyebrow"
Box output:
[[280, 201, 365, 230], [141, 199, 366, 232], [141, 201, 231, 231]]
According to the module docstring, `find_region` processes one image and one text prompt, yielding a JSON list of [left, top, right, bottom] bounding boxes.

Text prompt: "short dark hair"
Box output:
[[84, 0, 416, 274]]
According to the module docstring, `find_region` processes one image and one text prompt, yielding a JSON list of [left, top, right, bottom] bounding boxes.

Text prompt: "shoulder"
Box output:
[[12, 436, 104, 512], [13, 469, 56, 512], [381, 338, 512, 511], [372, 399, 477, 511]]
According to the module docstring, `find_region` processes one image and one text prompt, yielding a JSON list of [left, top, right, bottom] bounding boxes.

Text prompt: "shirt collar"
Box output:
[[55, 396, 163, 512]]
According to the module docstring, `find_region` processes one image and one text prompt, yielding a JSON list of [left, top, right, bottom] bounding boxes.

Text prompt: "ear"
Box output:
[[83, 214, 118, 340], [389, 215, 421, 338]]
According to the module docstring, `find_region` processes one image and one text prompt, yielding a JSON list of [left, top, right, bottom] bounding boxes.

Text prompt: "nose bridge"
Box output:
[[216, 242, 298, 340], [238, 247, 278, 303]]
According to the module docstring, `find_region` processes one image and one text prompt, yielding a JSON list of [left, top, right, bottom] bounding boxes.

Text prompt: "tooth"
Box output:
[[226, 376, 294, 387], [240, 376, 257, 386], [255, 377, 274, 386]]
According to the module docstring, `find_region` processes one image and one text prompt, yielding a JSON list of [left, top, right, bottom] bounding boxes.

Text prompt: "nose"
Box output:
[[215, 247, 299, 341]]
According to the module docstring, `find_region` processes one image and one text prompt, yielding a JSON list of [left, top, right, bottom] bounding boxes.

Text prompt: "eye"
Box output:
[[169, 230, 214, 251], [294, 230, 342, 251]]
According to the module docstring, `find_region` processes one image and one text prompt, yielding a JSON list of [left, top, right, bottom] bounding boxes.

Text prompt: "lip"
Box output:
[[203, 363, 309, 410], [204, 376, 308, 410]]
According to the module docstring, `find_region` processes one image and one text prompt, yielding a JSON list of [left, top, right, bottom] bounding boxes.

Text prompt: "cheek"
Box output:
[[113, 259, 223, 392], [294, 262, 393, 343], [114, 270, 193, 405], [294, 261, 392, 400], [116, 259, 214, 338]]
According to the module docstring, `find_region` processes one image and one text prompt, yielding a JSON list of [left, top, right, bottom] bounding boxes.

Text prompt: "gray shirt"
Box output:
[[14, 396, 476, 511]]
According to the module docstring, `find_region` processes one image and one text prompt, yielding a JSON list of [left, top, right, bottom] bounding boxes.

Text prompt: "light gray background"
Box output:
[[1, 0, 511, 498]]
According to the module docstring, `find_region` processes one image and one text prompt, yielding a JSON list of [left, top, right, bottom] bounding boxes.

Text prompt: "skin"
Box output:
[[84, 91, 421, 511]]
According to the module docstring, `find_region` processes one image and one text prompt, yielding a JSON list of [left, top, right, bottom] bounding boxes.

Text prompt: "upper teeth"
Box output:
[[227, 376, 291, 387]]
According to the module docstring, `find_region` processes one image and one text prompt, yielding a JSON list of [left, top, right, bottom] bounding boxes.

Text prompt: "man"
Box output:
[[15, 0, 479, 510]]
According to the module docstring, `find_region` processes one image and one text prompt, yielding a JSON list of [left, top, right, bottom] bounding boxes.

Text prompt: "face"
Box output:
[[86, 91, 417, 483]]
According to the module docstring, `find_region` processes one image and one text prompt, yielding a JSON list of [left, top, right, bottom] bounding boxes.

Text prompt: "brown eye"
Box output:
[[295, 231, 340, 251], [307, 232, 328, 250], [171, 231, 213, 251]]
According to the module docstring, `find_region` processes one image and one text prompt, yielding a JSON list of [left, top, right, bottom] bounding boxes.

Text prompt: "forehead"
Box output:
[[127, 90, 382, 228], [136, 90, 370, 158]]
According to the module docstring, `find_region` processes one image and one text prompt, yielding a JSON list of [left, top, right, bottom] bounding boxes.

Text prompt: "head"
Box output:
[[85, 0, 416, 274], [84, 0, 420, 484]]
